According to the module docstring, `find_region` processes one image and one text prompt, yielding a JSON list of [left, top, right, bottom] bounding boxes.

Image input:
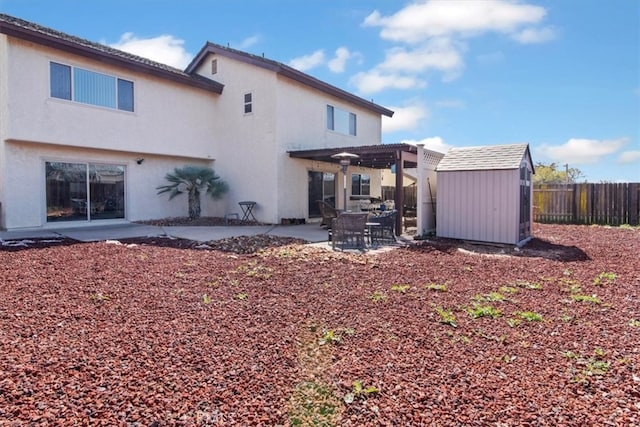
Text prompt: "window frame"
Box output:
[[49, 61, 135, 112], [326, 104, 356, 136], [45, 160, 126, 223], [351, 173, 371, 197], [244, 92, 253, 114]]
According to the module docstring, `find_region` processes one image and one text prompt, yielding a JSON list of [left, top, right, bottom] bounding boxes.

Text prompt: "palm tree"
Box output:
[[157, 165, 229, 219]]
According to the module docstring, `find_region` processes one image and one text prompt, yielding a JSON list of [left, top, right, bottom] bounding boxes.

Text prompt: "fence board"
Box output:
[[381, 186, 417, 208], [533, 183, 640, 225]]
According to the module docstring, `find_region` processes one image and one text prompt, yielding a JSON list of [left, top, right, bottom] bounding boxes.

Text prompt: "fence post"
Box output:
[[571, 183, 577, 223], [630, 183, 639, 225]]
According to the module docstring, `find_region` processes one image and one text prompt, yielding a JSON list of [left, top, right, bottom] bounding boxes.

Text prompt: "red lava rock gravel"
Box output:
[[0, 223, 638, 425]]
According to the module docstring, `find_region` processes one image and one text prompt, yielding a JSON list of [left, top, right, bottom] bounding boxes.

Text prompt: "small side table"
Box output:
[[238, 201, 257, 222]]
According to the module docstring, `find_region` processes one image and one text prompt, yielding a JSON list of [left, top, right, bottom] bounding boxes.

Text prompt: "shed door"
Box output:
[[519, 164, 532, 240]]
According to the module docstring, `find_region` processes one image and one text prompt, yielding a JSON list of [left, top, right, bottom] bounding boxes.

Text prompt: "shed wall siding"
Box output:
[[437, 169, 519, 244]]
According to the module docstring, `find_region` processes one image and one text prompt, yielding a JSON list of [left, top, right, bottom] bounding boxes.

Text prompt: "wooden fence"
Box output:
[[381, 186, 417, 208], [533, 183, 640, 225]]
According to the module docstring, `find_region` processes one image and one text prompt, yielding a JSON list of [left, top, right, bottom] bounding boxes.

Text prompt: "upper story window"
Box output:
[[50, 62, 134, 112], [244, 92, 253, 114], [327, 105, 356, 136], [351, 173, 370, 197], [211, 59, 218, 75]]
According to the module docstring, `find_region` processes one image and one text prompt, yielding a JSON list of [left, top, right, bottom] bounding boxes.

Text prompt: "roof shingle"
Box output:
[[436, 143, 531, 172], [0, 13, 223, 93]]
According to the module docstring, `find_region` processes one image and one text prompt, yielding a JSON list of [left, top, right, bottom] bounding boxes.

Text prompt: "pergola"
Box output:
[[288, 143, 418, 235]]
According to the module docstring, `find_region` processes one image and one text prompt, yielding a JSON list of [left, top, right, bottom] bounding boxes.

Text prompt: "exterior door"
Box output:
[[519, 164, 532, 240], [46, 161, 125, 222], [308, 171, 335, 217]]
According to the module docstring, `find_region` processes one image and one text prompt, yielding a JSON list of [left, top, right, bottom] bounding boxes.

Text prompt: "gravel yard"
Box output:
[[0, 223, 638, 425]]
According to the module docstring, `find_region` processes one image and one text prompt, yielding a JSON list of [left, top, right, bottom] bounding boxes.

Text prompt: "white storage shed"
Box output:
[[436, 143, 534, 246]]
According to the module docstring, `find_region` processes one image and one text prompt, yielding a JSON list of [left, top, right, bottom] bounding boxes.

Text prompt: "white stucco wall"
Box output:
[[192, 52, 384, 223], [2, 141, 228, 229], [0, 36, 228, 229], [436, 169, 520, 244], [191, 53, 280, 223], [1, 35, 388, 228], [4, 39, 219, 159], [274, 76, 383, 218], [0, 35, 8, 227]]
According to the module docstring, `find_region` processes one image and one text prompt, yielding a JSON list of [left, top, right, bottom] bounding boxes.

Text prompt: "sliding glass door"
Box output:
[[46, 161, 125, 222], [308, 171, 335, 217]]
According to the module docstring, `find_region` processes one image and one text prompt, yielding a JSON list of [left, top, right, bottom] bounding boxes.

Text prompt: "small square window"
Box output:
[[211, 59, 218, 75], [351, 174, 370, 196]]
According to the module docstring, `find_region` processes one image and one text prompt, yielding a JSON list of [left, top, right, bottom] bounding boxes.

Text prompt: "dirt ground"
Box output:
[[0, 223, 638, 425]]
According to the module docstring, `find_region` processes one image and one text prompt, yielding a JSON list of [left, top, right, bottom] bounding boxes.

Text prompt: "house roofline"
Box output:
[[187, 42, 394, 117], [0, 13, 224, 94]]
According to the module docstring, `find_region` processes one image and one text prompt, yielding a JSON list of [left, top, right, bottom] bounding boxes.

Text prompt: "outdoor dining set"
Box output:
[[317, 200, 398, 251]]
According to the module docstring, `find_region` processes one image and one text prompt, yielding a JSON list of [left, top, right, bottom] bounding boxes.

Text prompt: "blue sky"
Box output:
[[2, 0, 638, 182]]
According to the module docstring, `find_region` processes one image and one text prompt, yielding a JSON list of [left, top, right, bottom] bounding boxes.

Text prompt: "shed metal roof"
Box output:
[[436, 143, 532, 172]]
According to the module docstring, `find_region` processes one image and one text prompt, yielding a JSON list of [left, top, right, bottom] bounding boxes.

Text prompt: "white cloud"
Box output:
[[350, 70, 426, 95], [358, 1, 553, 90], [538, 137, 629, 165], [512, 26, 556, 44], [382, 103, 429, 133], [618, 150, 640, 164], [350, 38, 465, 92], [379, 38, 465, 78], [363, 0, 548, 43], [288, 50, 325, 71], [109, 33, 193, 69], [238, 35, 261, 49], [399, 136, 452, 154], [328, 47, 352, 73]]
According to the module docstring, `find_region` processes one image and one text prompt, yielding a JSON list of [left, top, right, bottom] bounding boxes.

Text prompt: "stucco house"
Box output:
[[0, 14, 393, 230]]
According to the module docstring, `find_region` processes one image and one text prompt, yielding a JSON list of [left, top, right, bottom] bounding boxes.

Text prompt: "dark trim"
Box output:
[[188, 42, 394, 117], [0, 14, 224, 94], [288, 143, 417, 169]]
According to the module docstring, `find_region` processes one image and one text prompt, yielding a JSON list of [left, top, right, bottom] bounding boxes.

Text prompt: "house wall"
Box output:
[[436, 169, 520, 244], [191, 53, 279, 223], [1, 32, 387, 229], [2, 141, 225, 229], [4, 38, 219, 158], [275, 76, 383, 217], [0, 36, 227, 229], [381, 169, 416, 186], [192, 53, 383, 222], [0, 35, 8, 226]]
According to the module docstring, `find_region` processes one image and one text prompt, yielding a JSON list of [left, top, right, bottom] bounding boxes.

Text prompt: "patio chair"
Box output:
[[370, 210, 397, 244], [317, 200, 338, 228], [331, 212, 369, 251]]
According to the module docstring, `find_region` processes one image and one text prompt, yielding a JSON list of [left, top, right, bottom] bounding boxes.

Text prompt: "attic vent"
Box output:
[[211, 59, 218, 75]]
